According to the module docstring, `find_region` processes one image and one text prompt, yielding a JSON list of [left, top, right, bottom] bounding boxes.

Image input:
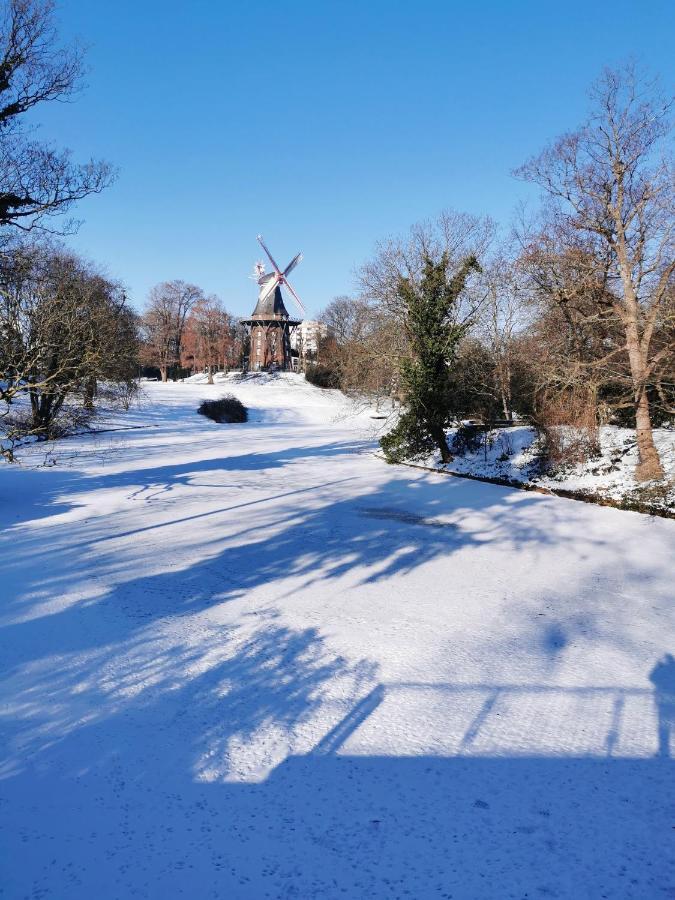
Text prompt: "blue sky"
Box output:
[[36, 0, 675, 317]]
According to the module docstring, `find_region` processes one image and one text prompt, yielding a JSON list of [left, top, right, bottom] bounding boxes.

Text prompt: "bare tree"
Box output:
[[80, 275, 139, 411], [651, 286, 675, 421], [516, 64, 674, 481], [0, 242, 138, 447], [141, 280, 203, 382], [476, 254, 532, 421], [182, 295, 234, 383], [320, 295, 370, 346], [518, 227, 628, 414], [317, 295, 402, 402], [310, 214, 495, 409], [357, 209, 494, 323], [0, 0, 114, 232]]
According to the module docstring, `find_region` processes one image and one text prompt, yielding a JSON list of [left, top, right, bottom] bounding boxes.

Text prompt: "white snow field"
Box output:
[[1, 374, 673, 899]]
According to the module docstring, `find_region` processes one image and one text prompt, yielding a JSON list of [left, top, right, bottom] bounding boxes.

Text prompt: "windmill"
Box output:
[[255, 235, 305, 315], [240, 235, 305, 372]]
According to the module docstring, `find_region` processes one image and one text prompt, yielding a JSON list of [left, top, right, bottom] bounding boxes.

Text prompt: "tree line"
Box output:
[[316, 65, 674, 483], [139, 281, 243, 384]]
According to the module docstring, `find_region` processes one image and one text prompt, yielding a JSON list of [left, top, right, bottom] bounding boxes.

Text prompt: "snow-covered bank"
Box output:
[[1, 377, 674, 898], [425, 424, 675, 514]]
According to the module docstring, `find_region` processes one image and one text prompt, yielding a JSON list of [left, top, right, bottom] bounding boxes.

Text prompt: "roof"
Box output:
[[240, 278, 301, 325], [253, 279, 289, 318]]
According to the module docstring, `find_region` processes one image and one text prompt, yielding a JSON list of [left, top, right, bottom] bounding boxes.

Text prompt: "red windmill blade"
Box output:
[[256, 235, 306, 315]]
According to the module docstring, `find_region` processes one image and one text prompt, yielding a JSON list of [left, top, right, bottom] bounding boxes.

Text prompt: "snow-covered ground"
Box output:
[[1, 374, 673, 899], [429, 424, 675, 513]]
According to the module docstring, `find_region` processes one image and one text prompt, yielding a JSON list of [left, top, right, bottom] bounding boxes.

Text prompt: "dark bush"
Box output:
[[305, 364, 340, 389], [380, 409, 437, 462], [197, 395, 248, 423], [451, 423, 485, 456]]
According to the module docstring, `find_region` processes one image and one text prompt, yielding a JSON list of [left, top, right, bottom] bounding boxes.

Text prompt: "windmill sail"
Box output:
[[254, 237, 305, 316], [284, 280, 306, 315], [257, 273, 280, 304], [283, 252, 303, 277], [257, 235, 282, 275]]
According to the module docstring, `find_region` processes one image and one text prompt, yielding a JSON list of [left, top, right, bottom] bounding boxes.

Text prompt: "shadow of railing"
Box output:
[[3, 665, 673, 898], [312, 681, 670, 759]]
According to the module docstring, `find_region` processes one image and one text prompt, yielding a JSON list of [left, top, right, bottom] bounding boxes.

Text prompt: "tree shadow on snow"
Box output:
[[2, 439, 674, 897], [0, 464, 581, 649], [81, 437, 377, 493], [0, 464, 83, 526]]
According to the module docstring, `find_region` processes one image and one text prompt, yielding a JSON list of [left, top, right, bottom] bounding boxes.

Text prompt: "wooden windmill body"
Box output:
[[241, 236, 304, 372]]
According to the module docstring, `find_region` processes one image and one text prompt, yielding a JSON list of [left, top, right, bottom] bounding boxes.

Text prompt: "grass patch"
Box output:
[[197, 395, 248, 424]]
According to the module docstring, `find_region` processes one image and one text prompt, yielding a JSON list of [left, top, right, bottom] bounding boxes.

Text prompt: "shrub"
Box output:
[[197, 395, 248, 423], [305, 364, 340, 389], [535, 387, 600, 468], [1, 403, 97, 461], [380, 409, 437, 462], [450, 423, 485, 456]]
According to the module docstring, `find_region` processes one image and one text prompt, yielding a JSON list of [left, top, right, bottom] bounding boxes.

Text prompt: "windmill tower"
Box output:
[[241, 235, 305, 372]]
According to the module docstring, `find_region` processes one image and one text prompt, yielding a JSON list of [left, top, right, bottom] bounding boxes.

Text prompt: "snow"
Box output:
[[429, 424, 675, 513], [1, 374, 674, 899]]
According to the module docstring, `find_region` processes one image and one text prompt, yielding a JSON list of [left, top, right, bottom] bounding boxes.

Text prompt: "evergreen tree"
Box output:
[[381, 253, 480, 463]]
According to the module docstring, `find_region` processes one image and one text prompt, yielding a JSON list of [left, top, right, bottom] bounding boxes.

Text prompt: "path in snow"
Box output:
[[1, 376, 673, 899]]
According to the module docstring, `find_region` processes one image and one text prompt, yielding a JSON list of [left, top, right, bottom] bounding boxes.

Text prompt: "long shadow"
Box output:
[[2, 663, 672, 899], [2, 428, 371, 531], [58, 475, 362, 551], [650, 654, 675, 758], [2, 426, 671, 896], [0, 464, 83, 526], [80, 437, 376, 491], [0, 429, 369, 524], [0, 468, 563, 660]]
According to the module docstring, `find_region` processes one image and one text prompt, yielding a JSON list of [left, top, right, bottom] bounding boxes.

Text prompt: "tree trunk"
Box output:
[[207, 365, 214, 385], [31, 393, 52, 437], [499, 365, 512, 421], [634, 387, 664, 481], [503, 356, 513, 421], [29, 386, 39, 421], [624, 321, 664, 481], [160, 365, 168, 383], [83, 376, 96, 410], [613, 203, 665, 482], [431, 423, 452, 463]]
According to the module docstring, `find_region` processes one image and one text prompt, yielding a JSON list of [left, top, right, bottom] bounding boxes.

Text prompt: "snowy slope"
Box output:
[[427, 424, 675, 513], [1, 375, 673, 899]]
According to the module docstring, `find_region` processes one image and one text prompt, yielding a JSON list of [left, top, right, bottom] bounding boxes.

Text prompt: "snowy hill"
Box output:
[[427, 423, 675, 514]]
